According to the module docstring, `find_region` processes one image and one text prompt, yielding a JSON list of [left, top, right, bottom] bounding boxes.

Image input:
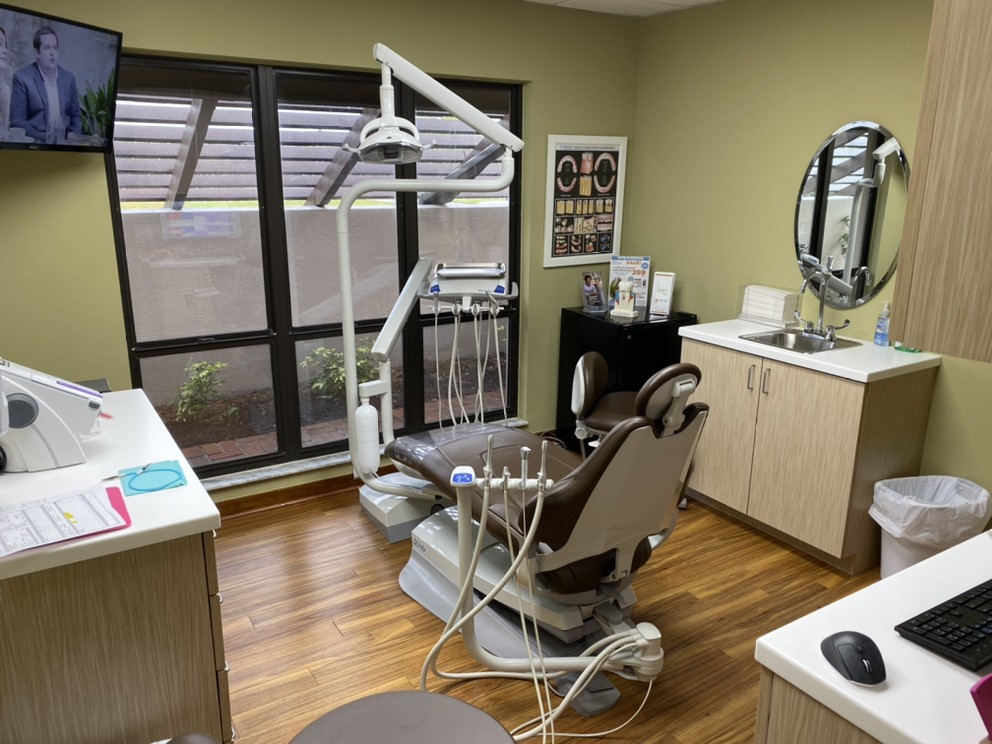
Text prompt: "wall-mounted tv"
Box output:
[[0, 3, 121, 153]]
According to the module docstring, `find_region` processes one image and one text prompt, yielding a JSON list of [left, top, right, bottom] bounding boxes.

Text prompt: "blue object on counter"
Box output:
[[119, 460, 187, 495], [873, 301, 891, 346]]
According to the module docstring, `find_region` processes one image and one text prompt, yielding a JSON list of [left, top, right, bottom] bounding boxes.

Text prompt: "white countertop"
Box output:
[[755, 530, 992, 744], [680, 319, 942, 383], [0, 388, 220, 581]]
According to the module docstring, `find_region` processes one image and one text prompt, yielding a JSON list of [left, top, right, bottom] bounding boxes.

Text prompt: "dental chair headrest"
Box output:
[[635, 362, 701, 433]]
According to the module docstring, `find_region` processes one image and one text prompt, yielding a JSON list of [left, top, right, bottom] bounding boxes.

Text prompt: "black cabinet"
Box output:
[[554, 306, 698, 450]]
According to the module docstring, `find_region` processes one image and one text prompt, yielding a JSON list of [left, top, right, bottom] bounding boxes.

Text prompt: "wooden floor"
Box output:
[[214, 487, 878, 743]]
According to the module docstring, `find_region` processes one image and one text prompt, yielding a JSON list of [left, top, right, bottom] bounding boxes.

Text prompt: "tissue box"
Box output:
[[739, 285, 798, 325]]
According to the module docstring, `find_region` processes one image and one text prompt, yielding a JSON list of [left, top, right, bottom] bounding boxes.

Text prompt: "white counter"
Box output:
[[680, 319, 941, 383], [756, 530, 992, 743], [0, 388, 220, 580]]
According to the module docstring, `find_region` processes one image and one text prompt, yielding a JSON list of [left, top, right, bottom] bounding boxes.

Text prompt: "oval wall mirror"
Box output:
[[795, 121, 909, 309]]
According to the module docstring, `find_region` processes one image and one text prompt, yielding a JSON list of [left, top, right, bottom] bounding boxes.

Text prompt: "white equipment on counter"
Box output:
[[0, 358, 103, 472]]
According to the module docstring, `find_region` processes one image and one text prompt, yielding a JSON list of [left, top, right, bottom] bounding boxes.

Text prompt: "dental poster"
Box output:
[[544, 135, 627, 267]]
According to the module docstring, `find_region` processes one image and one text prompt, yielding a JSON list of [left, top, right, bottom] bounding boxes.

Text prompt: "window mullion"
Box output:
[[256, 66, 300, 454], [396, 81, 426, 433]]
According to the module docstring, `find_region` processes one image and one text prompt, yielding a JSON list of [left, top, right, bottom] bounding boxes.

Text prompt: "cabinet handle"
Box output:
[[761, 367, 770, 395], [746, 364, 756, 390]]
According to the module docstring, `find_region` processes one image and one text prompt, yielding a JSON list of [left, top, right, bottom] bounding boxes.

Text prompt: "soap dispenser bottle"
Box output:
[[874, 301, 891, 346]]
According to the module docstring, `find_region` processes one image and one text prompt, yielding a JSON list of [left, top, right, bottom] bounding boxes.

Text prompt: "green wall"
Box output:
[[4, 0, 990, 495], [623, 0, 992, 492]]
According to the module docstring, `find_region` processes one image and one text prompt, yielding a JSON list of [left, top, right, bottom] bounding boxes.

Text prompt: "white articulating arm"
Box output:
[[373, 44, 524, 154], [337, 42, 523, 479]]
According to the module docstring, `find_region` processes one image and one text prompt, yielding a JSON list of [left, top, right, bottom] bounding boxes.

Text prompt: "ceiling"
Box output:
[[522, 0, 724, 19]]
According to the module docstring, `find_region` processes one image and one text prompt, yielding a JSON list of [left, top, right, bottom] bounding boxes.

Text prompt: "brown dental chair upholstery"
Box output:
[[413, 362, 707, 601]]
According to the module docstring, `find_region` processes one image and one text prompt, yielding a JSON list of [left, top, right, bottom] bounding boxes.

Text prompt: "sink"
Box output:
[[739, 329, 861, 354]]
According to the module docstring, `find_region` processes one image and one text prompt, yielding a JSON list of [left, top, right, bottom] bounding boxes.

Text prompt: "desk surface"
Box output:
[[0, 388, 220, 581], [756, 530, 992, 743]]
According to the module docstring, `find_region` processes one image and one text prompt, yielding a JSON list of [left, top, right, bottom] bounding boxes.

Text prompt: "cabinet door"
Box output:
[[747, 361, 865, 556], [681, 340, 760, 514], [0, 535, 222, 743]]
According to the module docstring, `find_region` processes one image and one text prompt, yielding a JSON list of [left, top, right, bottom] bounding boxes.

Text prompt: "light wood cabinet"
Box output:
[[891, 0, 992, 361], [0, 390, 230, 744], [682, 338, 937, 573], [0, 531, 232, 744]]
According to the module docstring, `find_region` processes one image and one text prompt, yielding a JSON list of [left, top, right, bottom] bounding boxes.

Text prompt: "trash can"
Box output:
[[870, 476, 991, 578]]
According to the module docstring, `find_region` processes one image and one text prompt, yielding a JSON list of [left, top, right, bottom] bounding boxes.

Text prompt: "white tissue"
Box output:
[[740, 285, 798, 325]]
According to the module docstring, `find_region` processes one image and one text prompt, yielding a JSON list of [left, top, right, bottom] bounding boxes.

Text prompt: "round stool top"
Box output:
[[290, 691, 514, 744]]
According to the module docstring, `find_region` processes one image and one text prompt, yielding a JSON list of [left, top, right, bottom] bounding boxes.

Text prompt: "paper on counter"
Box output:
[[0, 485, 130, 558]]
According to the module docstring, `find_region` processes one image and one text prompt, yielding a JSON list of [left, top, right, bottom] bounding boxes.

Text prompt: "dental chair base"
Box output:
[[359, 472, 451, 543], [402, 505, 638, 644], [401, 507, 632, 716]]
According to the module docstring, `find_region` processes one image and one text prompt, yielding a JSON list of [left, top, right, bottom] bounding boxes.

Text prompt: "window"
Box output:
[[109, 57, 521, 476]]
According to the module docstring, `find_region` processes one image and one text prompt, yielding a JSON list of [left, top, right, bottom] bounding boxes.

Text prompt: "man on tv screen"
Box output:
[[9, 24, 81, 143]]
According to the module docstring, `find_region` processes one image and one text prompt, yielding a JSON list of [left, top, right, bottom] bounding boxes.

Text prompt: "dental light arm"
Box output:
[[370, 257, 434, 365], [372, 44, 524, 155], [338, 43, 524, 480]]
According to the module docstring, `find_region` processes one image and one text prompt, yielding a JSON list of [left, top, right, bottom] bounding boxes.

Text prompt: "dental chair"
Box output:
[[399, 363, 706, 714], [571, 350, 643, 458], [571, 350, 695, 509]]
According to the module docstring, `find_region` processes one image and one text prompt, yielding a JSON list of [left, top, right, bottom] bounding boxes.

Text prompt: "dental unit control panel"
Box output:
[[0, 358, 103, 472]]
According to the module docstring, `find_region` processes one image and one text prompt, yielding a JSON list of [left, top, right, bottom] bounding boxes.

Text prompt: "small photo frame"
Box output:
[[580, 271, 607, 314], [544, 135, 627, 268], [650, 271, 676, 316]]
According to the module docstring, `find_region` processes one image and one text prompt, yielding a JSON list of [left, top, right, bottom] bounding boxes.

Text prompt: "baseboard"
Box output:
[[217, 472, 362, 519]]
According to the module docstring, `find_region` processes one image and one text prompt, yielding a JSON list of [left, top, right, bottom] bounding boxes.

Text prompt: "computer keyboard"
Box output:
[[894, 577, 992, 672]]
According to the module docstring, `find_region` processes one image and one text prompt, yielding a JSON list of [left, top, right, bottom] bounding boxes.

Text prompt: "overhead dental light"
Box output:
[[348, 44, 524, 166], [350, 56, 426, 164]]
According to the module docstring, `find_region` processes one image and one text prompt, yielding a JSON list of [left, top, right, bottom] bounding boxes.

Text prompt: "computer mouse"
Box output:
[[820, 630, 886, 686]]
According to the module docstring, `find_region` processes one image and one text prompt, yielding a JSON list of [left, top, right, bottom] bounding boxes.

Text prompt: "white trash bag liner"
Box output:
[[870, 476, 991, 550]]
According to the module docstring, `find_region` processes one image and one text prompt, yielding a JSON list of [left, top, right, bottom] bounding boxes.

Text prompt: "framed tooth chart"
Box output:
[[544, 134, 627, 267]]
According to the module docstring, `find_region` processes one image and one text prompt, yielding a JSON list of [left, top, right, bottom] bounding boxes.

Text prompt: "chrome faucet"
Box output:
[[796, 255, 850, 340]]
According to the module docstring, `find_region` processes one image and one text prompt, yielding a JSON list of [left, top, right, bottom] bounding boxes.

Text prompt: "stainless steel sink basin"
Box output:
[[739, 329, 861, 354]]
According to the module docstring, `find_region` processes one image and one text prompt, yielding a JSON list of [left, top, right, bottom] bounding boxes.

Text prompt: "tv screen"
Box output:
[[0, 3, 121, 153]]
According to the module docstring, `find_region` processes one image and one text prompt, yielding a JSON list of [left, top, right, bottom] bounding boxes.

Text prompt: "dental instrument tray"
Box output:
[[894, 576, 992, 671], [422, 262, 517, 303]]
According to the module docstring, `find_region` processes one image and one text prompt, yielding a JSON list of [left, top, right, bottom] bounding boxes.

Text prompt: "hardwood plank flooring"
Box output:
[[214, 488, 878, 743]]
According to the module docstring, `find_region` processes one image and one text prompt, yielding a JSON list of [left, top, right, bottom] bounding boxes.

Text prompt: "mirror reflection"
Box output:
[[795, 121, 909, 309]]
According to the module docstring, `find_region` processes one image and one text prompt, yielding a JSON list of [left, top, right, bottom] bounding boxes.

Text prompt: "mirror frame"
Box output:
[[795, 121, 909, 309]]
